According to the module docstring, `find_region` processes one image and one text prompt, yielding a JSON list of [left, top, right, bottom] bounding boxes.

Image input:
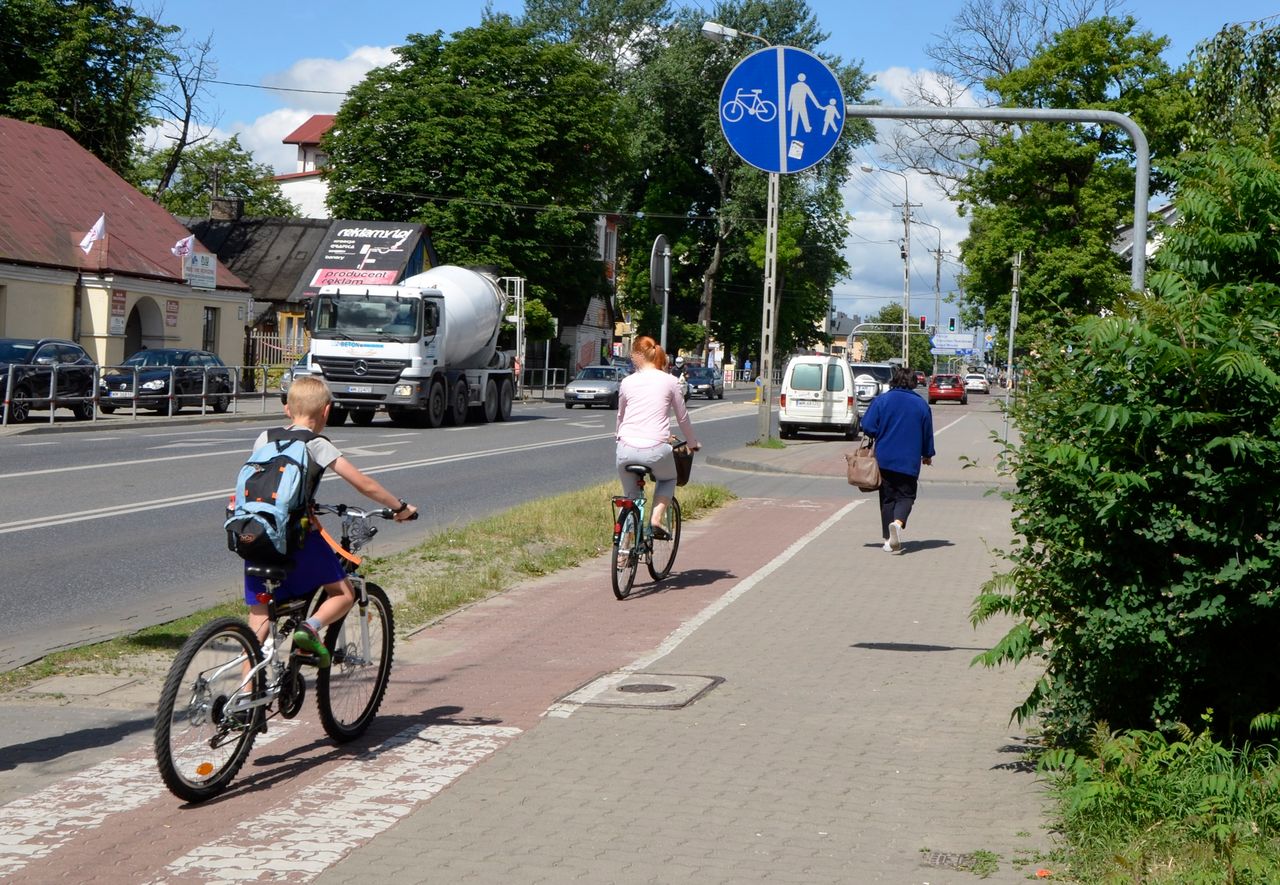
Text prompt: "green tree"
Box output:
[[132, 136, 298, 218], [972, 139, 1280, 743], [1185, 16, 1280, 149], [0, 0, 174, 176], [323, 17, 625, 324], [955, 16, 1189, 344], [855, 302, 931, 372]]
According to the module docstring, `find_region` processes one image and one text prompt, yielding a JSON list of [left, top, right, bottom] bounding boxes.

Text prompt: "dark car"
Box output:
[[684, 366, 725, 399], [928, 373, 968, 405], [0, 337, 96, 423], [99, 348, 233, 414]]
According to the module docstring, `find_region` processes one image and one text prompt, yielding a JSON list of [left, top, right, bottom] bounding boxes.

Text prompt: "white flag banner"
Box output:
[[79, 213, 105, 254], [170, 234, 195, 257]]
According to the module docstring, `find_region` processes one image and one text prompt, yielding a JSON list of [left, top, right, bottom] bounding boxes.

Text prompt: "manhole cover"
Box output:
[[560, 673, 723, 709], [922, 851, 978, 871]]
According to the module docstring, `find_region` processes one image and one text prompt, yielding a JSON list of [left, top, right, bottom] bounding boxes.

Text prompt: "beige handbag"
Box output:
[[844, 440, 880, 492]]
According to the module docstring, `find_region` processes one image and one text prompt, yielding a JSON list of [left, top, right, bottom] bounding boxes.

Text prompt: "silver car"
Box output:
[[564, 365, 626, 409]]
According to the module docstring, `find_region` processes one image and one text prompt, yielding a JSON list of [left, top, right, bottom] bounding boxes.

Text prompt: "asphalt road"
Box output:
[[0, 392, 761, 670]]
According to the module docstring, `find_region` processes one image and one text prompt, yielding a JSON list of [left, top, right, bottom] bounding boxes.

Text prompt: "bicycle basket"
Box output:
[[672, 442, 694, 487]]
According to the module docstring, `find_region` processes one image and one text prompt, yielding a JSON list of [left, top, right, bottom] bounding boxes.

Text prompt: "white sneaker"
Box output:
[[882, 540, 894, 552], [888, 521, 902, 551]]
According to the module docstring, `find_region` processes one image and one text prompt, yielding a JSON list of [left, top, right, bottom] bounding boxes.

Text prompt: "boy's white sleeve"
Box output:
[[308, 437, 342, 469]]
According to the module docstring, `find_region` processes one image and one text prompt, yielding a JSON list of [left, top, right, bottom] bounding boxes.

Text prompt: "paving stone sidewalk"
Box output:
[[319, 481, 1051, 884]]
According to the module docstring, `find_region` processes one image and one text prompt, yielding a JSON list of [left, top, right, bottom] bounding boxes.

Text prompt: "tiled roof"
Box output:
[[185, 216, 332, 303], [282, 115, 336, 146], [0, 117, 249, 289]]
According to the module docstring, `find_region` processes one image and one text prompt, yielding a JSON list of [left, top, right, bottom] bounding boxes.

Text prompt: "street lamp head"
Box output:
[[701, 21, 737, 43], [859, 163, 875, 173]]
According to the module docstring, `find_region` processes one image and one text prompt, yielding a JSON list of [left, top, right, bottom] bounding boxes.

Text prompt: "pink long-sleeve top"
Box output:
[[616, 368, 699, 449]]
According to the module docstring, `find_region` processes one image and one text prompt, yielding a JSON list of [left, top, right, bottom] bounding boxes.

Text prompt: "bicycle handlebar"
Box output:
[[315, 503, 419, 520]]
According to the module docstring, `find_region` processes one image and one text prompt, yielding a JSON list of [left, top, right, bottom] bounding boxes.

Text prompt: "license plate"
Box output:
[[347, 385, 373, 393], [578, 393, 596, 399], [108, 390, 134, 398]]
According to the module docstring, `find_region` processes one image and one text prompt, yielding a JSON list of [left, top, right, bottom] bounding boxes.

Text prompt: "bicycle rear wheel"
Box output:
[[317, 582, 394, 742], [154, 617, 264, 803], [647, 497, 682, 581], [612, 507, 641, 600]]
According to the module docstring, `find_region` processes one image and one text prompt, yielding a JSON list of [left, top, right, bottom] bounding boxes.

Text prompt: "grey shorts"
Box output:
[[615, 441, 677, 501]]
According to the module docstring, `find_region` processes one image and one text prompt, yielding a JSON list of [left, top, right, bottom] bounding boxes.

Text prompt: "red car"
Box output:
[[928, 373, 968, 405]]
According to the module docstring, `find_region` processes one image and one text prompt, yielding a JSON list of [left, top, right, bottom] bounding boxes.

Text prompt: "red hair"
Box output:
[[632, 335, 668, 371]]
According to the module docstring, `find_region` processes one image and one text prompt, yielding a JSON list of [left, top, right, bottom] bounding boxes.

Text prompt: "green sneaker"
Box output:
[[292, 623, 330, 668]]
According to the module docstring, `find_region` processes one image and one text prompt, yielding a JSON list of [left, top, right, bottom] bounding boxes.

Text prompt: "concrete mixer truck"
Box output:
[[296, 265, 521, 427]]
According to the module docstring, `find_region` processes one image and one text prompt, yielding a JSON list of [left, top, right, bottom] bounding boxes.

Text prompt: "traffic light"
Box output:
[[919, 315, 927, 331], [948, 317, 957, 332]]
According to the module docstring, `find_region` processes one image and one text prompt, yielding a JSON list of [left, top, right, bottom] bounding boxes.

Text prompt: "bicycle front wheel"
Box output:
[[154, 617, 264, 803], [647, 497, 682, 581], [612, 507, 641, 600], [317, 582, 394, 742]]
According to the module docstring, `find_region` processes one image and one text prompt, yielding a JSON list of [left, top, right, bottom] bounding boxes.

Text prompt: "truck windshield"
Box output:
[[312, 294, 421, 340]]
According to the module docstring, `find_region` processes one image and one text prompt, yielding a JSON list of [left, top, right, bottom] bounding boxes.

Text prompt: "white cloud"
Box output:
[[870, 66, 981, 109], [262, 45, 400, 115]]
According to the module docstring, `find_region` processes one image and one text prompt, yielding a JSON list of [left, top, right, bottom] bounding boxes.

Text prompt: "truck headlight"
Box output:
[[394, 384, 413, 397]]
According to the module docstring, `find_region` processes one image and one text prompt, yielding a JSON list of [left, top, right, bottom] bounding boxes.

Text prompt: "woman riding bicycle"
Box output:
[[615, 336, 701, 539]]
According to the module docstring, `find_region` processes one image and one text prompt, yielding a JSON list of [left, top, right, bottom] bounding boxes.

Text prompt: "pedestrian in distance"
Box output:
[[615, 336, 701, 539], [859, 366, 935, 554], [243, 376, 418, 665]]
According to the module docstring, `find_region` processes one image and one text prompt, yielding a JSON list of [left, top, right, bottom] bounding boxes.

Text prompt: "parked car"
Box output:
[[777, 354, 857, 440], [964, 373, 990, 394], [847, 362, 895, 416], [0, 337, 96, 422], [563, 365, 627, 409], [99, 348, 233, 414], [928, 373, 968, 405], [684, 366, 724, 399], [915, 370, 926, 388]]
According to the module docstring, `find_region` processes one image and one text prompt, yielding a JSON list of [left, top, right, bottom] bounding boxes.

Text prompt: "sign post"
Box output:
[[718, 45, 844, 441], [650, 235, 671, 352]]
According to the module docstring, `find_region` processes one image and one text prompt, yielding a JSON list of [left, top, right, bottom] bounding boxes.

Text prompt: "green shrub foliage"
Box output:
[[973, 140, 1280, 743]]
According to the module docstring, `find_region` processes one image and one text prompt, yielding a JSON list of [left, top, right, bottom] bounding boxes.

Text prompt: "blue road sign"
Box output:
[[719, 46, 844, 174]]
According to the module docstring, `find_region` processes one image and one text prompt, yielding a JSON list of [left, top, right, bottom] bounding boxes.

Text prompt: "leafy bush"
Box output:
[[1040, 719, 1280, 882], [972, 140, 1280, 743]]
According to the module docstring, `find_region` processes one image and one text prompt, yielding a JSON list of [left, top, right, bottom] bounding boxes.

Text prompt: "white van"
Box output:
[[777, 354, 857, 440]]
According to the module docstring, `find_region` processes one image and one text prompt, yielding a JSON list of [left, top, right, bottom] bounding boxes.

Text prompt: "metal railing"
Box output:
[[1, 362, 297, 427], [520, 367, 568, 400]]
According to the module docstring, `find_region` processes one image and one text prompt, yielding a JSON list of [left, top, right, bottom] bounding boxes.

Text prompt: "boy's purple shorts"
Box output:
[[243, 530, 346, 605]]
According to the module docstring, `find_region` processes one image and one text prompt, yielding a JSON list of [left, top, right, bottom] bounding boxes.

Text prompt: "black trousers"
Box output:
[[878, 467, 919, 539]]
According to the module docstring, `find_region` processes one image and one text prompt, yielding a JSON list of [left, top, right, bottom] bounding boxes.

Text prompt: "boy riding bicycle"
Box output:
[[243, 376, 417, 665]]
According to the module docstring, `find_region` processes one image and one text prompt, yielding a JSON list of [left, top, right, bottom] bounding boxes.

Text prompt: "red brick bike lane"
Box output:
[[2, 494, 847, 883]]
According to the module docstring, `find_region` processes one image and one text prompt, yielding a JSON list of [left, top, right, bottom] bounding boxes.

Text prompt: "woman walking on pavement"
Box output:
[[615, 336, 701, 539], [860, 366, 935, 554]]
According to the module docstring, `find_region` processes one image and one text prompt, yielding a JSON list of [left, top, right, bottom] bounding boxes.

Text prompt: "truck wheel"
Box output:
[[480, 379, 499, 423], [426, 379, 447, 428], [329, 406, 348, 427], [350, 409, 376, 426], [445, 379, 468, 426], [496, 377, 514, 421]]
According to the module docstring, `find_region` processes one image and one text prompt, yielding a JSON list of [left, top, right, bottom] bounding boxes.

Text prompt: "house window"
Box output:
[[202, 306, 218, 353]]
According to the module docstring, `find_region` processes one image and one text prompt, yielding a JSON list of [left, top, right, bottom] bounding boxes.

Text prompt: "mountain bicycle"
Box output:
[[610, 449, 684, 600], [154, 503, 411, 803]]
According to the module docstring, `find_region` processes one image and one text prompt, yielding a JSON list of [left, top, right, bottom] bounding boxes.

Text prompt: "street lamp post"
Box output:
[[860, 164, 915, 367], [914, 219, 943, 376], [703, 20, 777, 443]]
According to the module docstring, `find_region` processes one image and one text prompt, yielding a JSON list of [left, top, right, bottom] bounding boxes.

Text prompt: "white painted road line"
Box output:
[[0, 722, 300, 878], [142, 724, 520, 884]]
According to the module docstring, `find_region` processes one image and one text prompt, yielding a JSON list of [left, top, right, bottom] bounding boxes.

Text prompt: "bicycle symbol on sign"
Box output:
[[721, 88, 777, 124]]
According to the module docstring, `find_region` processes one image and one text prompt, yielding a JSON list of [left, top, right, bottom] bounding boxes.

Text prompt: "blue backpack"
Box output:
[[224, 428, 326, 565]]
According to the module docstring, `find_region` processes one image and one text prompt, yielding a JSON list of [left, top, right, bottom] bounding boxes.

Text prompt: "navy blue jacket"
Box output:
[[860, 387, 936, 477]]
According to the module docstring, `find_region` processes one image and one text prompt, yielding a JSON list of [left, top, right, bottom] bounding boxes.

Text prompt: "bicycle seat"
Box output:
[[624, 464, 652, 478], [246, 564, 289, 582]]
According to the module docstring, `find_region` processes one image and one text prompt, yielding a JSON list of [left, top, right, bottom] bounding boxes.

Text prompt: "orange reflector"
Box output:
[[196, 762, 214, 776]]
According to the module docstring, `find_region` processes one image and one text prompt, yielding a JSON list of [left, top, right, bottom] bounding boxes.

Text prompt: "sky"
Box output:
[[149, 0, 1279, 330]]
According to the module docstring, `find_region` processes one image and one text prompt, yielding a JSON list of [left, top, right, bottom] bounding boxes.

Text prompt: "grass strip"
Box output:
[[0, 481, 735, 694]]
